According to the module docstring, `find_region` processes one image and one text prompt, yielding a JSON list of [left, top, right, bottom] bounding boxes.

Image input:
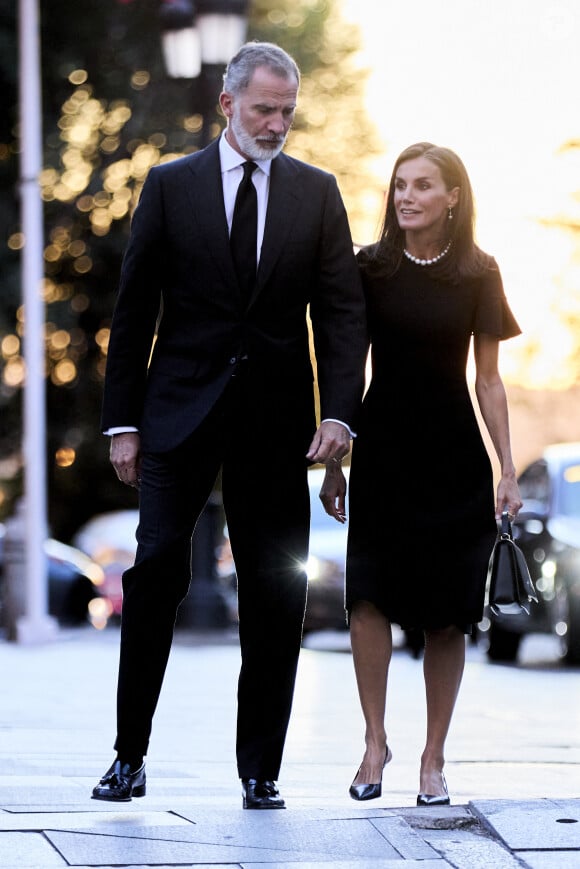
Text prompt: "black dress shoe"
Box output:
[[92, 760, 146, 802], [241, 779, 286, 809], [349, 745, 392, 801], [417, 772, 450, 806]]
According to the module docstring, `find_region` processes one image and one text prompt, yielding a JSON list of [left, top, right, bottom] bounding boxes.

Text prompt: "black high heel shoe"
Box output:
[[417, 772, 450, 806], [349, 746, 392, 801]]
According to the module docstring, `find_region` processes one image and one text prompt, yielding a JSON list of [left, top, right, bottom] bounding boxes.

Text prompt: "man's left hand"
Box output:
[[306, 420, 350, 464]]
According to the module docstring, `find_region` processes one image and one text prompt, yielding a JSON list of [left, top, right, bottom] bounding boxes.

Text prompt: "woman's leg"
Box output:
[[420, 625, 466, 795], [349, 600, 392, 785]]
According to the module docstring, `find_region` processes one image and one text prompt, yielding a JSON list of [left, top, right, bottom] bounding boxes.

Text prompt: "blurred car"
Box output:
[[478, 442, 580, 664], [73, 507, 235, 629], [72, 468, 352, 634], [218, 467, 350, 634], [0, 524, 105, 628], [73, 509, 140, 624], [302, 467, 349, 632]]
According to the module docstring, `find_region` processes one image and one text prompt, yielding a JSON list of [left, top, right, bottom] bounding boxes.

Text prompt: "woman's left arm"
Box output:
[[474, 333, 523, 518]]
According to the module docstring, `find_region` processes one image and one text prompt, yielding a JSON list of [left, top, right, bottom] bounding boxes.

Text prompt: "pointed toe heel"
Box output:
[[417, 772, 450, 806], [416, 792, 451, 806], [349, 746, 392, 802], [349, 781, 382, 801]]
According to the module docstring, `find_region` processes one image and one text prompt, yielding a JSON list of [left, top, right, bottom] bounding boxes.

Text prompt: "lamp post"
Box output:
[[15, 0, 58, 644], [157, 0, 249, 628]]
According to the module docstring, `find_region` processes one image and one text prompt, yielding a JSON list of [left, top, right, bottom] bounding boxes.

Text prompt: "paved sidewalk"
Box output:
[[0, 626, 578, 868]]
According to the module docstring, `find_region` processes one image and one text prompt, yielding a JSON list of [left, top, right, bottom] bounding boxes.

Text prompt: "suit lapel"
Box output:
[[184, 141, 239, 290], [251, 154, 301, 306]]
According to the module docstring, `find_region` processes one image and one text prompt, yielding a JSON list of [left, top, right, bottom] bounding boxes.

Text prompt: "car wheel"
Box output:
[[486, 622, 521, 662], [404, 628, 424, 659], [561, 585, 580, 665], [60, 576, 96, 625]]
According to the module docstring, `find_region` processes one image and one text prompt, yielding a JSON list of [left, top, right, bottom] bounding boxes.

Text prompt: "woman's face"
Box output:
[[393, 156, 459, 237]]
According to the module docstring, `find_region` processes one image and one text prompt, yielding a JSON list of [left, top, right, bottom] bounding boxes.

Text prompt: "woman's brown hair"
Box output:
[[360, 142, 493, 283]]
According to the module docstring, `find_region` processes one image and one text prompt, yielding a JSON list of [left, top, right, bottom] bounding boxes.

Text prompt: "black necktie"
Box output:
[[230, 161, 258, 303]]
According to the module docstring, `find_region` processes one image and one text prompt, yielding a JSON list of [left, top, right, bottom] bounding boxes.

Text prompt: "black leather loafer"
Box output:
[[241, 779, 286, 809], [92, 760, 146, 802]]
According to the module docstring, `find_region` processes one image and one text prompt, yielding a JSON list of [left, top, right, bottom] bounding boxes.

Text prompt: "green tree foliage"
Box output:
[[0, 0, 380, 538], [250, 0, 382, 243]]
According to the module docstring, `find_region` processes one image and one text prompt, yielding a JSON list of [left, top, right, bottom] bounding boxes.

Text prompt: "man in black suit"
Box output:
[[92, 42, 366, 809]]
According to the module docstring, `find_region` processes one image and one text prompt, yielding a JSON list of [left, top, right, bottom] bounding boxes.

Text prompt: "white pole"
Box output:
[[17, 0, 57, 643]]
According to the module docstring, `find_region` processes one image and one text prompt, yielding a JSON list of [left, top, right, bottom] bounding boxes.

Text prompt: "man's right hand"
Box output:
[[110, 432, 141, 488]]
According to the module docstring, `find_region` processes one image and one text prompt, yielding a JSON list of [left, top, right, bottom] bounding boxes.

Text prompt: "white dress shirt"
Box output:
[[219, 132, 270, 260]]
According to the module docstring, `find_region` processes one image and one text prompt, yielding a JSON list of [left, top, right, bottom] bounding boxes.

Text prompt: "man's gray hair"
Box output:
[[223, 42, 300, 95]]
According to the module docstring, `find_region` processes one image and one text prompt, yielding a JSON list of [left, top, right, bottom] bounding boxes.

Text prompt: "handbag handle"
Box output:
[[500, 510, 514, 539]]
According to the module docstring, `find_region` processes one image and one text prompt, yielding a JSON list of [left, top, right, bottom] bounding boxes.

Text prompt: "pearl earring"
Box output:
[[448, 207, 453, 221]]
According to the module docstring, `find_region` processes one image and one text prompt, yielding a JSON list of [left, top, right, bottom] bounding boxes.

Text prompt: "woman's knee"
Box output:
[[349, 600, 388, 632], [424, 624, 464, 648]]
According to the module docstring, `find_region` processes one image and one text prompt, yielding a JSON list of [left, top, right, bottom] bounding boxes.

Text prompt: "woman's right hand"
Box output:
[[319, 462, 347, 523]]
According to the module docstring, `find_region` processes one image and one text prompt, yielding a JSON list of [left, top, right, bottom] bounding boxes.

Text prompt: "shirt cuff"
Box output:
[[321, 418, 357, 438], [104, 426, 139, 436]]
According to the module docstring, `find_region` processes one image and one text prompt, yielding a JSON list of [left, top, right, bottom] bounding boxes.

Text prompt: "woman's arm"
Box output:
[[319, 460, 348, 523], [474, 333, 523, 518]]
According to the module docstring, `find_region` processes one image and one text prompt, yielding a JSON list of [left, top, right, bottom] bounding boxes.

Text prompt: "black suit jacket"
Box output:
[[102, 139, 367, 452]]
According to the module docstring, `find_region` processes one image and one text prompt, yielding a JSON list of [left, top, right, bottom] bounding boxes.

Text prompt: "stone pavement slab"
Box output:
[[0, 831, 67, 867], [0, 777, 90, 806], [398, 807, 523, 868], [518, 854, 580, 869], [359, 815, 439, 860], [48, 816, 402, 860], [471, 797, 580, 868], [239, 863, 446, 868], [0, 809, 191, 830], [46, 828, 373, 867], [471, 797, 580, 849]]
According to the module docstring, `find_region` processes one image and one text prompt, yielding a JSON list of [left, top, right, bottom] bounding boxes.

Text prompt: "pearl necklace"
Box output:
[[403, 240, 452, 266]]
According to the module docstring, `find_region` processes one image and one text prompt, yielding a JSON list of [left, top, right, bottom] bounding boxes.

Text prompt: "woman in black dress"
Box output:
[[321, 142, 522, 806]]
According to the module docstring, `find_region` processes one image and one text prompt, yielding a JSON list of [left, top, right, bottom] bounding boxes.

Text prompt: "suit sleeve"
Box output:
[[309, 176, 368, 430], [101, 169, 166, 432]]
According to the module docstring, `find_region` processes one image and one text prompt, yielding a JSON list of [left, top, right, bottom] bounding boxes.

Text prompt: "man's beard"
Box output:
[[230, 109, 287, 161]]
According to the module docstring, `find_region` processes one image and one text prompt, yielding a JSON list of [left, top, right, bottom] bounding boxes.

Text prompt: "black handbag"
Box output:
[[487, 511, 538, 616]]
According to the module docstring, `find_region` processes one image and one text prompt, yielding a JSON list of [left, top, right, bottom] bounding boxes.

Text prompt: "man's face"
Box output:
[[220, 66, 298, 161]]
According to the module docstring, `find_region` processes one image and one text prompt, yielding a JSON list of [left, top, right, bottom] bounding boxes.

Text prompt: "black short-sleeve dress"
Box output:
[[345, 253, 521, 631]]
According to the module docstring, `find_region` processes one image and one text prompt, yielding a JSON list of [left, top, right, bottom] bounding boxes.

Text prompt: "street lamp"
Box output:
[[159, 0, 249, 78], [196, 0, 249, 144], [158, 0, 201, 79], [159, 0, 250, 143], [196, 0, 249, 65]]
